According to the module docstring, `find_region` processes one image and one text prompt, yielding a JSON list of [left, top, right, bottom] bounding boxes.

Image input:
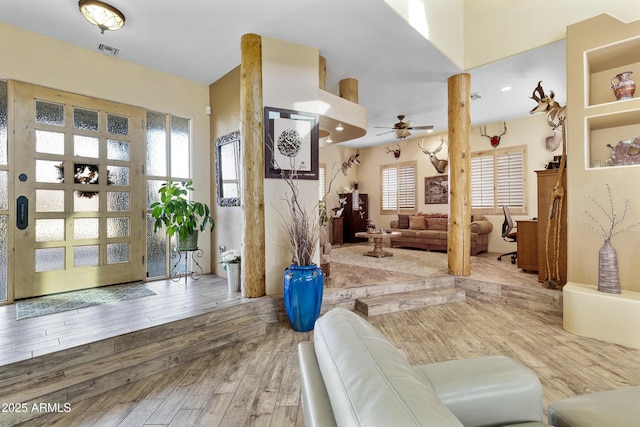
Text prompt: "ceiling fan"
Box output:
[[375, 115, 434, 139]]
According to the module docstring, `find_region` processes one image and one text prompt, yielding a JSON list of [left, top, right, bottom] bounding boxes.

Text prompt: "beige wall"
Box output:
[[262, 37, 324, 295], [566, 15, 640, 292], [0, 22, 213, 272], [347, 113, 560, 254], [384, 0, 640, 71], [209, 66, 242, 276], [464, 1, 640, 69], [384, 0, 465, 69], [319, 143, 360, 223]]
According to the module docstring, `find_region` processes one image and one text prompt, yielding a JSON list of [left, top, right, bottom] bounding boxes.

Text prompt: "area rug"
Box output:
[[16, 282, 155, 320], [331, 245, 449, 278]]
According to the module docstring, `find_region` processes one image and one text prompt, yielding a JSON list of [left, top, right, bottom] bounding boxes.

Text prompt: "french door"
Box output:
[[13, 82, 145, 299]]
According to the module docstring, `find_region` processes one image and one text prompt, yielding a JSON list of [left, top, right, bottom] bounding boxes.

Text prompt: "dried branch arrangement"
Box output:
[[583, 183, 640, 241], [239, 118, 340, 266]]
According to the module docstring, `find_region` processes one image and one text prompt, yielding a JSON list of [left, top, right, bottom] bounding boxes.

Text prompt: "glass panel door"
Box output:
[[13, 82, 145, 299]]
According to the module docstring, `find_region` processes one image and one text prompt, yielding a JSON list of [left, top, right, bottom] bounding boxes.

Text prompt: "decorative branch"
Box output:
[[583, 183, 640, 241], [238, 117, 341, 266]]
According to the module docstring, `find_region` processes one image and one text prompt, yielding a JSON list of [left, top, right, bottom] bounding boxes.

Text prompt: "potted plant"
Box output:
[[220, 249, 241, 293], [150, 180, 215, 250]]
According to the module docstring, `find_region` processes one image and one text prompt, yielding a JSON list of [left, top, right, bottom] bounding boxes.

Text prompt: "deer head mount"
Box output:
[[529, 81, 566, 151], [480, 121, 507, 148], [341, 151, 360, 176], [418, 137, 448, 174], [384, 143, 401, 159]]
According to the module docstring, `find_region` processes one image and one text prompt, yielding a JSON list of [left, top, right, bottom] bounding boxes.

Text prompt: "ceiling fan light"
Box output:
[[79, 0, 125, 34]]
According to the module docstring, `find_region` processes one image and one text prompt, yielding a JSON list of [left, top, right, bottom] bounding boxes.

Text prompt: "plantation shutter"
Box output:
[[381, 166, 398, 212], [496, 151, 524, 208], [318, 164, 325, 201], [381, 162, 416, 214], [471, 146, 527, 214], [471, 155, 495, 209], [397, 164, 416, 210]]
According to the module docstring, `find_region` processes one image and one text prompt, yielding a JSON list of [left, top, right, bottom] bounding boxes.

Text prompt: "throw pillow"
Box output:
[[397, 215, 410, 229], [409, 216, 427, 230], [426, 217, 448, 230]]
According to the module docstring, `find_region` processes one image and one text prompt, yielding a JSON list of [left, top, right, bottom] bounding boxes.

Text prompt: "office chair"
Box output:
[[497, 205, 517, 264]]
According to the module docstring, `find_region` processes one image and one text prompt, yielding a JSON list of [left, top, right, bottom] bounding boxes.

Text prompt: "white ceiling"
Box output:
[[1, 0, 566, 148]]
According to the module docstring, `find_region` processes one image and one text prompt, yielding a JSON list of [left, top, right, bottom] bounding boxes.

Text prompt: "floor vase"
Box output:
[[283, 264, 324, 332], [227, 262, 241, 293], [598, 239, 620, 294]]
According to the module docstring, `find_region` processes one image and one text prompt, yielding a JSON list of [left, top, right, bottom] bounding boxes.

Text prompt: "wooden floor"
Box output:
[[3, 251, 640, 426]]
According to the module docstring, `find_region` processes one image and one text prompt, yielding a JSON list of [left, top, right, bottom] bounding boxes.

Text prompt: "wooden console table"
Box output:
[[516, 220, 538, 272]]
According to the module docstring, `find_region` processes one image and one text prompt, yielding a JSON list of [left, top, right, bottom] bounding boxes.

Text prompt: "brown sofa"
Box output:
[[388, 213, 493, 255]]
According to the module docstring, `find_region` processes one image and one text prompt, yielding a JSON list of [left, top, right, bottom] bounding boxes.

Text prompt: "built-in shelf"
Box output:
[[584, 33, 640, 169]]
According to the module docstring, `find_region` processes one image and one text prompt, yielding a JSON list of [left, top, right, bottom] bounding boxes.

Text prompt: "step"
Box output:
[[0, 309, 266, 425], [355, 287, 466, 317]]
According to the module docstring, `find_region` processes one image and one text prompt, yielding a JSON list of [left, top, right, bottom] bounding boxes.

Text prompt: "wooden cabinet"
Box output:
[[516, 220, 538, 272], [341, 193, 368, 243], [536, 170, 567, 284], [331, 217, 343, 245]]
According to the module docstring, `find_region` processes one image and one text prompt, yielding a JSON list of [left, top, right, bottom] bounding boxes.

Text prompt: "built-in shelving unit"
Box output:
[[565, 14, 640, 346], [583, 33, 640, 169]]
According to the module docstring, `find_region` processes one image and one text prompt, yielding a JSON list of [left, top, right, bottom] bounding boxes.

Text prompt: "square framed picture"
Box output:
[[264, 107, 319, 179], [425, 175, 448, 204]]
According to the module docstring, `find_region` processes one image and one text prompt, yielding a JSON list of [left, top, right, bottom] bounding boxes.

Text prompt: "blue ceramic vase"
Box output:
[[283, 263, 324, 332]]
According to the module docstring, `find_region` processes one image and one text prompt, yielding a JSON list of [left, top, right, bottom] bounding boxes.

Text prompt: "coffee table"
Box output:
[[355, 231, 401, 258]]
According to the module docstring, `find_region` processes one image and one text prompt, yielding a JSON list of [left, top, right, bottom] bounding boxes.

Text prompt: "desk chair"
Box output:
[[497, 205, 517, 264]]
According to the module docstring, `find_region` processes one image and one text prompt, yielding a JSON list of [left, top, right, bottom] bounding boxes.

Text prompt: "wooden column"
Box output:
[[240, 33, 266, 297], [447, 73, 471, 276], [339, 78, 358, 103], [319, 56, 327, 90]]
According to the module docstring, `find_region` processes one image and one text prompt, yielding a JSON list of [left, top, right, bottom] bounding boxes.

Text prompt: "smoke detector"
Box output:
[[97, 43, 120, 56], [470, 92, 482, 100]]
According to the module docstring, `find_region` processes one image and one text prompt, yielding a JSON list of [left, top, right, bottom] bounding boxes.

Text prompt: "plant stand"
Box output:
[[170, 248, 203, 285]]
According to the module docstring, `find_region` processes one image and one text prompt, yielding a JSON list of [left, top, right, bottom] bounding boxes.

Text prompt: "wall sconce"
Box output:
[[79, 0, 126, 34]]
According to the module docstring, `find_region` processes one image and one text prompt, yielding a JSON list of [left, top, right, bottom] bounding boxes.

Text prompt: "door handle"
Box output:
[[17, 196, 28, 230]]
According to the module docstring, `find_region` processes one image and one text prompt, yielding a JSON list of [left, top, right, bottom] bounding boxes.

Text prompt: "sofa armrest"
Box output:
[[415, 355, 543, 427], [390, 220, 399, 228], [470, 220, 493, 234], [298, 342, 337, 427]]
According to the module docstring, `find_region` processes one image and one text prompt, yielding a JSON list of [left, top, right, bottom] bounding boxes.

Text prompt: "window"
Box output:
[[381, 161, 416, 214], [318, 163, 326, 201], [145, 112, 192, 278], [471, 145, 526, 214]]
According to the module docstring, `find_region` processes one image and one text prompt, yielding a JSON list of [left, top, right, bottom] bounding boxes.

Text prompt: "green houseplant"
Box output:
[[150, 180, 215, 250]]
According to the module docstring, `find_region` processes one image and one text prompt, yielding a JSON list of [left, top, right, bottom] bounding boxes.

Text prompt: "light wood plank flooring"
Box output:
[[4, 249, 639, 426]]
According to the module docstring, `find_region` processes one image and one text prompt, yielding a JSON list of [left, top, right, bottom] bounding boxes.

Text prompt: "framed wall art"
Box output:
[[425, 175, 449, 204], [264, 106, 319, 179]]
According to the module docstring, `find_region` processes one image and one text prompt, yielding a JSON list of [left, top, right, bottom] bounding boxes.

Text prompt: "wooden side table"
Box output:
[[355, 231, 401, 258]]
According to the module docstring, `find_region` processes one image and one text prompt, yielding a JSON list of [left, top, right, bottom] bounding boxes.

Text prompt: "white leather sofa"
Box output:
[[298, 308, 547, 427]]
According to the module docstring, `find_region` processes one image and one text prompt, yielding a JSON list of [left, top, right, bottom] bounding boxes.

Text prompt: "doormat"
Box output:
[[16, 282, 155, 320]]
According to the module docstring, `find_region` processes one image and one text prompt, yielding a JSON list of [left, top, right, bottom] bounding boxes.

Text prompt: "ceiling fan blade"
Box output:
[[374, 126, 395, 129], [376, 130, 394, 136], [407, 125, 434, 130]]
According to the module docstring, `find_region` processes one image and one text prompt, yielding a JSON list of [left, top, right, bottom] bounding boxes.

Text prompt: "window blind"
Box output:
[[381, 162, 416, 213]]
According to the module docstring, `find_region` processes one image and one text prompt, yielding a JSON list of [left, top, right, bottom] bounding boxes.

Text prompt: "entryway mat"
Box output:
[[16, 282, 155, 320]]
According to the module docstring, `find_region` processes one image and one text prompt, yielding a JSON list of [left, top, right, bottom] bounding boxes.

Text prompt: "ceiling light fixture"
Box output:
[[79, 0, 125, 34], [335, 124, 344, 131], [501, 86, 512, 92]]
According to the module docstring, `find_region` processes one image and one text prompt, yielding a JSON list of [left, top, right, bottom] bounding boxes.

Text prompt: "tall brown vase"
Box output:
[[598, 239, 621, 293]]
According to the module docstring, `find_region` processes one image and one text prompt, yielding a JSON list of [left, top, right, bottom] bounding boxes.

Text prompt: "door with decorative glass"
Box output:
[[13, 82, 145, 299]]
